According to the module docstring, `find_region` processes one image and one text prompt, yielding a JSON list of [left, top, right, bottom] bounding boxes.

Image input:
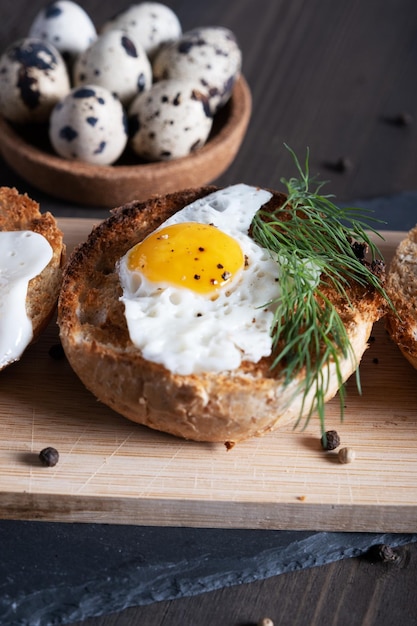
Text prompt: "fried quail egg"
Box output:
[[101, 2, 182, 59], [73, 29, 152, 107], [0, 231, 53, 370], [0, 38, 70, 124], [29, 0, 97, 62], [118, 184, 282, 375], [49, 84, 128, 165], [152, 26, 242, 115]]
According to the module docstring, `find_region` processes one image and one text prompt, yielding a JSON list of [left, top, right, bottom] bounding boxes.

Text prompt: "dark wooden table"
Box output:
[[1, 0, 417, 624]]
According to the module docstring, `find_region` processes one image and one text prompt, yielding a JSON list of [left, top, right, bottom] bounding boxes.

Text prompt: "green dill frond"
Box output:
[[251, 146, 389, 434]]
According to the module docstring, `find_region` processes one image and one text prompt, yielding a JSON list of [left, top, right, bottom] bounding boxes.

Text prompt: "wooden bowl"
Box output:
[[0, 75, 251, 208]]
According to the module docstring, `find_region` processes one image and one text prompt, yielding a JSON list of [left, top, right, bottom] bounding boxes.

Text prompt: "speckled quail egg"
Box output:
[[73, 29, 152, 107], [101, 2, 182, 59], [0, 38, 70, 124], [29, 0, 97, 63], [128, 79, 213, 161], [49, 84, 128, 165], [153, 26, 242, 115]]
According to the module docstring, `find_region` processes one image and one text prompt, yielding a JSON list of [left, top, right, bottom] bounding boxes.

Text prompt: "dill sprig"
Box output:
[[251, 146, 387, 433]]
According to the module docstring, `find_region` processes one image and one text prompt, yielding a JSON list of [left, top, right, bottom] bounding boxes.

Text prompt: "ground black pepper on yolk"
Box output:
[[126, 221, 245, 296]]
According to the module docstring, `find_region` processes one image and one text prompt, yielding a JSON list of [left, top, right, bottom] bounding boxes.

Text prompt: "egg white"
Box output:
[[118, 184, 281, 375], [0, 231, 53, 369]]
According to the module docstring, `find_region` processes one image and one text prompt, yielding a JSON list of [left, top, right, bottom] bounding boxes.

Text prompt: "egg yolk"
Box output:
[[127, 222, 245, 295]]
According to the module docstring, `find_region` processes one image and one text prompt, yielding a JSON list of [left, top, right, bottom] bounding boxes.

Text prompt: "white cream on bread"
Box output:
[[0, 231, 53, 368]]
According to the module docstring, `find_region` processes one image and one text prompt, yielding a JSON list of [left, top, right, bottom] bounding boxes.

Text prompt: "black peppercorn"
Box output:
[[385, 112, 413, 127], [374, 543, 399, 562], [321, 430, 340, 450], [396, 112, 413, 126], [335, 157, 353, 172], [324, 157, 353, 173], [351, 241, 368, 260], [39, 447, 59, 467]]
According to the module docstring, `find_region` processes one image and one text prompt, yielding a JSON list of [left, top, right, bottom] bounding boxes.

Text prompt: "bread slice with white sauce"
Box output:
[[0, 187, 65, 370]]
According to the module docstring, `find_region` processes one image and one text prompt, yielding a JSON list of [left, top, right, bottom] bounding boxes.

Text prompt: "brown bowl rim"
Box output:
[[0, 75, 252, 206]]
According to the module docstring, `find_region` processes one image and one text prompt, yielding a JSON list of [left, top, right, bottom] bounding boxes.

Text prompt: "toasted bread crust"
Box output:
[[385, 225, 417, 368], [58, 187, 386, 442], [0, 187, 65, 368]]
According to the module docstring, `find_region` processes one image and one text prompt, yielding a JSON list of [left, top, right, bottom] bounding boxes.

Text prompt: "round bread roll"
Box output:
[[0, 187, 65, 371], [385, 225, 417, 369], [58, 186, 386, 442]]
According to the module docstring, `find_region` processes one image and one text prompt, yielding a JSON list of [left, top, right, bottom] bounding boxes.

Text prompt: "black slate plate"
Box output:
[[1, 520, 416, 626]]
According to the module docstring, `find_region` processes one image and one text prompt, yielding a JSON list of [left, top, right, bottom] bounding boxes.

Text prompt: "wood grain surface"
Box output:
[[1, 220, 415, 533]]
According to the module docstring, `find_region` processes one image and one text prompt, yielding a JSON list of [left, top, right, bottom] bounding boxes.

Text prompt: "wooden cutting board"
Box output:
[[1, 220, 416, 532]]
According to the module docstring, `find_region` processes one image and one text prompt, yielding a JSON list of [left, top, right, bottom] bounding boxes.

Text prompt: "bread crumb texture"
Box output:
[[386, 225, 417, 367]]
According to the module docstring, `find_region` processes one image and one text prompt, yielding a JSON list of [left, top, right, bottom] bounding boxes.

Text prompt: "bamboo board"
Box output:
[[0, 221, 416, 532]]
